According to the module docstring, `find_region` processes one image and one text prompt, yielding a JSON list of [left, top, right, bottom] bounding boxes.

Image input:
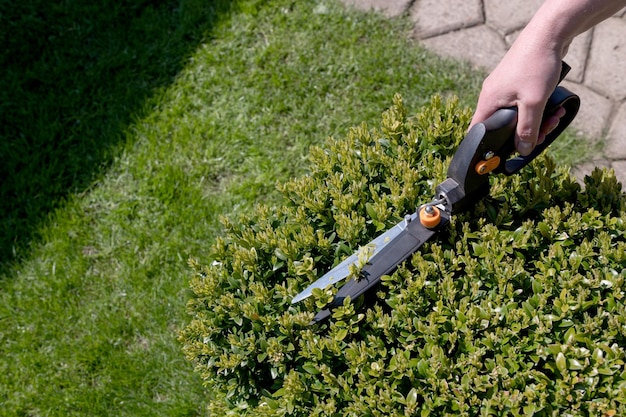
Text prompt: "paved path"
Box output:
[[341, 0, 626, 184]]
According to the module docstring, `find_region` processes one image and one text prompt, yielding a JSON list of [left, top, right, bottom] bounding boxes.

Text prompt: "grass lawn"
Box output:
[[0, 0, 594, 415]]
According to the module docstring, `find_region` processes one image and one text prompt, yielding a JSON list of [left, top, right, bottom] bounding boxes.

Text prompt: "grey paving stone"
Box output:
[[585, 17, 626, 100], [484, 0, 543, 35], [411, 0, 483, 39], [503, 29, 521, 47], [419, 25, 508, 71], [606, 100, 626, 159], [561, 81, 613, 139], [563, 30, 592, 83], [340, 0, 411, 17]]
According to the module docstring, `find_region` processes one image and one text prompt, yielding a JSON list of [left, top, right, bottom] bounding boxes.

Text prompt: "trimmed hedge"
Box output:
[[180, 95, 626, 416]]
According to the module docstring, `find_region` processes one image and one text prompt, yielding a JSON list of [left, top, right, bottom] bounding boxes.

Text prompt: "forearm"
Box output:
[[522, 0, 626, 57], [471, 0, 626, 154]]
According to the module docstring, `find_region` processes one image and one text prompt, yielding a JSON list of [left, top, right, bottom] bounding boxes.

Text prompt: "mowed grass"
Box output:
[[0, 0, 594, 416]]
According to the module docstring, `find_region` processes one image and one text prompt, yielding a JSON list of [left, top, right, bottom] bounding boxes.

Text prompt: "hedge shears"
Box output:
[[292, 62, 580, 323]]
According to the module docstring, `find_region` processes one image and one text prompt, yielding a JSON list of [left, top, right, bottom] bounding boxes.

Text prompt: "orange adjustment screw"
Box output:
[[475, 155, 501, 175], [419, 205, 441, 228]]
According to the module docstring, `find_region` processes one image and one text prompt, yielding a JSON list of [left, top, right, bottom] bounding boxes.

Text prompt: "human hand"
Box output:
[[470, 38, 565, 156]]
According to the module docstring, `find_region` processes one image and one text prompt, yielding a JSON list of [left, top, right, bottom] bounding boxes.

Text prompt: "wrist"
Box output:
[[519, 8, 577, 59], [520, 0, 626, 57]]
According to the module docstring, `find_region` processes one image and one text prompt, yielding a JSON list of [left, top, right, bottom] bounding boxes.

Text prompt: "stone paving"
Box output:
[[341, 0, 626, 184]]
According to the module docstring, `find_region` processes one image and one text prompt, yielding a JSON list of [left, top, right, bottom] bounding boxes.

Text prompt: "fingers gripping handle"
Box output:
[[485, 61, 579, 174], [502, 86, 580, 174]]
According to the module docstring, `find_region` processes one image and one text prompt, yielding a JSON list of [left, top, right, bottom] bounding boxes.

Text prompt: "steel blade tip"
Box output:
[[291, 292, 308, 304]]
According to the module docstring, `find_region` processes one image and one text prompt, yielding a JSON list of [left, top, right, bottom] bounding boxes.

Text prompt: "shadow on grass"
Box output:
[[0, 0, 233, 272]]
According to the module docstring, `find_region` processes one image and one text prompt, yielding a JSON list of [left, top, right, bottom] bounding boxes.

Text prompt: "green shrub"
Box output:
[[180, 95, 626, 416]]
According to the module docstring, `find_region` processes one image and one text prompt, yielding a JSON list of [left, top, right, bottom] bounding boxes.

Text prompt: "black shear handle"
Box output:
[[444, 62, 580, 211], [489, 61, 581, 175], [496, 85, 580, 175]]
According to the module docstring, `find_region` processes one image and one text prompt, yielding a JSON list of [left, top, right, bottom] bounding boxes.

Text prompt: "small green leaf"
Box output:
[[472, 242, 485, 257], [275, 248, 288, 261], [302, 363, 320, 375], [568, 358, 584, 370], [335, 327, 348, 341], [417, 359, 429, 378], [556, 352, 567, 372], [365, 203, 378, 220], [406, 387, 418, 407], [538, 222, 550, 238]]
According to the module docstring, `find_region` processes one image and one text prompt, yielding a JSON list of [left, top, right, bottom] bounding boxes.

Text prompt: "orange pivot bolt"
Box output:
[[475, 155, 501, 175], [419, 205, 441, 228]]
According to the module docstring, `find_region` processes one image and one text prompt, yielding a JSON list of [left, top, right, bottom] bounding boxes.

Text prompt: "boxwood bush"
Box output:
[[180, 95, 626, 416]]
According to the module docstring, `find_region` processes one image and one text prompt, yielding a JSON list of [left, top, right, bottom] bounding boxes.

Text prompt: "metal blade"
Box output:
[[312, 207, 449, 323], [313, 211, 450, 323], [291, 212, 418, 304]]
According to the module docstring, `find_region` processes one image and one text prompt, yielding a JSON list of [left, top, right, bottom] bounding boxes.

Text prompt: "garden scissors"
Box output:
[[292, 62, 580, 323]]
